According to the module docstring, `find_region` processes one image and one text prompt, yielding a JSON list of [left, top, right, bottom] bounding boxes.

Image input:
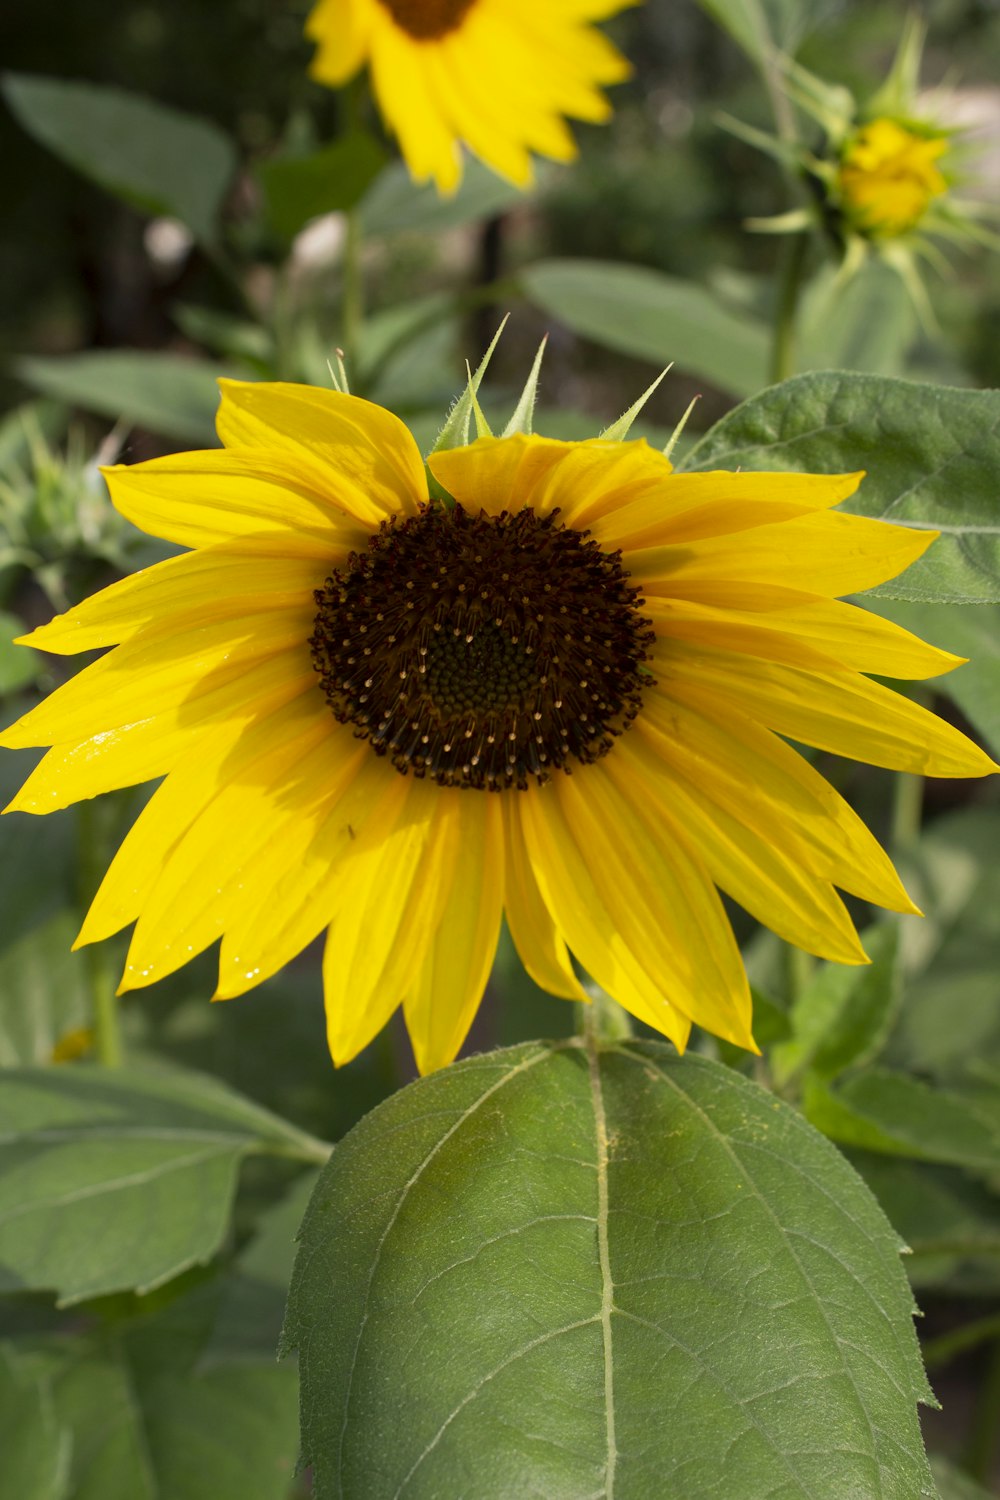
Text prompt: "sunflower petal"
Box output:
[[215, 381, 428, 519], [402, 790, 505, 1073], [502, 805, 587, 1002]]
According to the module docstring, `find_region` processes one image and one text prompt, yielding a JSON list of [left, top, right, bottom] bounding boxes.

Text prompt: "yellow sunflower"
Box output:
[[2, 380, 995, 1073], [837, 117, 949, 238], [305, 0, 635, 192]]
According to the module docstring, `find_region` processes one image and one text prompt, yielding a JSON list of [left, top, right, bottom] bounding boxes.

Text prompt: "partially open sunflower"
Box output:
[[2, 380, 994, 1072], [306, 0, 635, 191]]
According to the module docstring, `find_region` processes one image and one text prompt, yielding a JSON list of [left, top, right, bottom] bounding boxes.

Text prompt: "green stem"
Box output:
[[891, 769, 924, 853], [76, 802, 123, 1067], [770, 232, 809, 384], [923, 1313, 1000, 1372], [578, 986, 633, 1047], [966, 1335, 1000, 1483], [342, 205, 364, 383], [784, 943, 814, 1011]]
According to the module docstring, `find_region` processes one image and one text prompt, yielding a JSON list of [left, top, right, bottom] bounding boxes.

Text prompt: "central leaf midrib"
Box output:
[[589, 1042, 617, 1500]]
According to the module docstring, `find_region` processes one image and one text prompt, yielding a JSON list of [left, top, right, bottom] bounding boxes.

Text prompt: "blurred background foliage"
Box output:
[[3, 1, 1000, 1494]]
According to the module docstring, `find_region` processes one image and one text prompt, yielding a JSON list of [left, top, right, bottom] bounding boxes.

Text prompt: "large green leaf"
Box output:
[[258, 135, 387, 240], [2, 74, 236, 246], [683, 372, 1000, 604], [520, 259, 770, 397], [0, 1066, 328, 1304], [361, 158, 529, 237], [14, 353, 226, 444], [284, 1040, 935, 1499], [0, 1343, 70, 1500]]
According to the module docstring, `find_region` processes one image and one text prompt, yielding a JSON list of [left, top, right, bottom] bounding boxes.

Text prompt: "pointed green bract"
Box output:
[[599, 367, 670, 443], [502, 337, 547, 437], [431, 317, 508, 454]]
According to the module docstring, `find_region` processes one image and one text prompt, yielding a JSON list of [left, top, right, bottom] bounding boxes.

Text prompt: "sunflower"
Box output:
[[837, 117, 949, 238], [2, 380, 994, 1073], [305, 0, 635, 192]]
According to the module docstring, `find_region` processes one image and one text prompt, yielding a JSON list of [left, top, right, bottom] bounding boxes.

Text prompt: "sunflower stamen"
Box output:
[[310, 504, 653, 791]]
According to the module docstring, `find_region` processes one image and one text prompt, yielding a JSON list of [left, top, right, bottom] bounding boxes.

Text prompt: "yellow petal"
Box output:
[[639, 684, 918, 915], [619, 731, 868, 964], [646, 595, 963, 681], [502, 805, 587, 1002], [428, 433, 575, 517], [305, 0, 371, 84], [660, 646, 998, 779], [518, 784, 693, 1052], [214, 748, 406, 999], [22, 541, 324, 656], [402, 790, 505, 1074], [592, 470, 863, 550], [216, 382, 427, 521], [119, 709, 349, 990], [634, 509, 936, 599], [103, 448, 373, 549], [0, 618, 312, 751]]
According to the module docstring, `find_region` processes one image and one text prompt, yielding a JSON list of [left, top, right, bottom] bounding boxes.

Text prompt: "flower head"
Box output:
[[305, 0, 635, 192], [2, 380, 994, 1073], [837, 117, 948, 239]]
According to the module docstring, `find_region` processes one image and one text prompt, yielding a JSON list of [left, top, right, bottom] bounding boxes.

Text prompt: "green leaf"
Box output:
[[930, 1455, 997, 1499], [0, 1066, 329, 1304], [14, 353, 227, 444], [693, 0, 824, 63], [865, 597, 1000, 756], [0, 910, 92, 1067], [0, 1343, 70, 1500], [891, 806, 1000, 1077], [1, 74, 236, 246], [258, 135, 387, 240], [520, 259, 770, 398], [26, 1282, 299, 1500], [805, 1069, 1000, 1170], [285, 1040, 935, 1499], [0, 610, 42, 694], [361, 158, 529, 237], [854, 1154, 1000, 1291], [773, 922, 899, 1087], [208, 1170, 320, 1363], [683, 372, 1000, 604], [798, 262, 919, 378]]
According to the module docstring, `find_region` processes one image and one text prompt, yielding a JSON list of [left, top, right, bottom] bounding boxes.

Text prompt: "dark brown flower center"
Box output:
[[376, 0, 476, 41], [310, 505, 654, 791]]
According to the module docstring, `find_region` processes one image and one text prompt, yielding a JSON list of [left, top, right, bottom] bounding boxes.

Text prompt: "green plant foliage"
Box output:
[[1, 74, 236, 247], [0, 1343, 70, 1500], [773, 922, 899, 1087], [0, 611, 41, 694], [15, 353, 228, 445], [520, 259, 771, 397], [284, 1040, 935, 1500], [683, 372, 1000, 604], [805, 1070, 1000, 1170], [360, 158, 529, 237], [893, 806, 1000, 1077], [855, 1155, 1000, 1291], [798, 262, 919, 378], [24, 1280, 300, 1500], [0, 1067, 329, 1305], [258, 136, 388, 241], [929, 1456, 997, 1499]]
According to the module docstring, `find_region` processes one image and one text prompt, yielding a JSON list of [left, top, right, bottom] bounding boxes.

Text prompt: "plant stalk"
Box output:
[[770, 231, 809, 385], [76, 801, 123, 1067]]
